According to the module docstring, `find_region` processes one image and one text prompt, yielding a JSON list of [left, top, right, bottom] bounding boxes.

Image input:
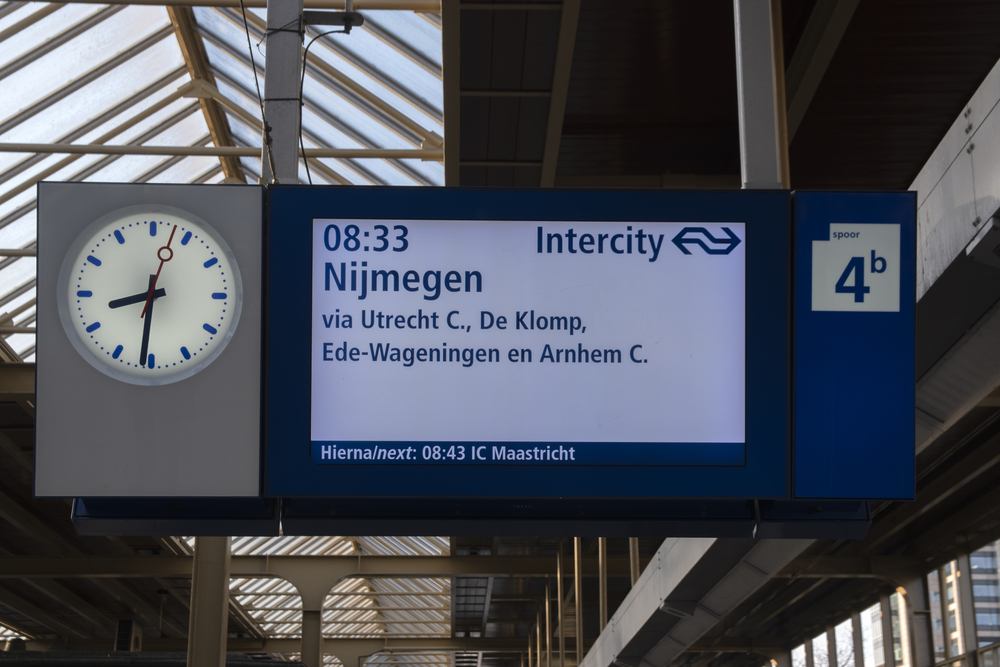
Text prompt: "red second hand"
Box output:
[[140, 224, 178, 318]]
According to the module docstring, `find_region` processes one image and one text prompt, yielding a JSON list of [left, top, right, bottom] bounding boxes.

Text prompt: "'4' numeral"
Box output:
[[836, 257, 870, 302], [835, 251, 886, 303]]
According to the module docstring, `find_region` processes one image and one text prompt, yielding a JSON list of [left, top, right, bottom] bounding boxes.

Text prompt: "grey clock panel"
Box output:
[[36, 182, 263, 498]]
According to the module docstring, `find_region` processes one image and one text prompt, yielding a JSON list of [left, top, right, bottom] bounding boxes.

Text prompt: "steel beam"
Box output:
[[539, 0, 581, 187], [686, 637, 790, 653], [784, 0, 861, 141], [167, 7, 244, 181], [0, 584, 90, 639], [62, 637, 531, 653], [775, 556, 923, 582], [441, 0, 459, 185], [0, 143, 442, 159], [22, 578, 117, 637], [733, 0, 782, 189], [582, 539, 811, 667], [0, 555, 636, 579]]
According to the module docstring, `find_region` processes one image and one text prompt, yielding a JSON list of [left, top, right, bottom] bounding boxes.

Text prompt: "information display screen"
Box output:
[[266, 187, 790, 499], [310, 219, 746, 467]]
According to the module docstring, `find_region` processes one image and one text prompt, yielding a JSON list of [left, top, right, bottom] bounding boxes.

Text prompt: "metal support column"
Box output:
[[628, 538, 640, 587], [733, 0, 783, 189], [804, 636, 815, 667], [880, 594, 897, 667], [528, 630, 533, 667], [851, 609, 865, 667], [893, 572, 933, 667], [260, 0, 304, 183], [557, 545, 565, 667], [956, 554, 980, 667], [574, 537, 583, 664], [537, 610, 542, 667], [598, 537, 607, 631], [302, 610, 323, 667], [186, 536, 231, 667], [768, 649, 792, 667], [545, 577, 552, 667], [826, 624, 838, 667]]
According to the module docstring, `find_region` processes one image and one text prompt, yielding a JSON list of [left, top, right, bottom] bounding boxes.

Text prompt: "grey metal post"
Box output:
[[574, 537, 583, 664], [545, 577, 552, 667], [537, 610, 542, 667], [528, 627, 533, 667], [851, 609, 865, 667], [827, 624, 838, 667], [186, 536, 231, 667], [939, 567, 953, 660], [892, 573, 933, 667], [733, 0, 783, 189], [804, 636, 815, 667], [260, 0, 304, 183], [879, 594, 896, 667], [598, 537, 607, 631], [768, 649, 792, 667], [301, 610, 323, 667], [628, 538, 640, 587], [557, 546, 565, 667], [956, 554, 979, 667]]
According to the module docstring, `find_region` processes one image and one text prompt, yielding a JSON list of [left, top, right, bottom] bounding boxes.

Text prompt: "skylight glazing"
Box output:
[[0, 0, 443, 361]]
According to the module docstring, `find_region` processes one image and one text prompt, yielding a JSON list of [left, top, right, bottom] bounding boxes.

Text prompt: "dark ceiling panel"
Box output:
[[557, 0, 741, 178], [789, 0, 1000, 190]]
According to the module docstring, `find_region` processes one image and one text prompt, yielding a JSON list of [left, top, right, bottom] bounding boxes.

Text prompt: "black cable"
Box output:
[[299, 28, 346, 185], [238, 0, 276, 182]]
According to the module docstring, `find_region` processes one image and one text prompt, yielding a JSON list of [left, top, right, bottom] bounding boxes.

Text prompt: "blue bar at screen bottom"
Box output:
[[310, 441, 745, 466]]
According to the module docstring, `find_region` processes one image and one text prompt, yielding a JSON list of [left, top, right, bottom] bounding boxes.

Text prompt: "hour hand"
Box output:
[[109, 288, 165, 309]]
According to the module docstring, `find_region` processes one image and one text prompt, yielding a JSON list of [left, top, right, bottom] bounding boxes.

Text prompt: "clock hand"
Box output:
[[139, 275, 156, 366], [140, 224, 178, 319], [109, 288, 165, 309]]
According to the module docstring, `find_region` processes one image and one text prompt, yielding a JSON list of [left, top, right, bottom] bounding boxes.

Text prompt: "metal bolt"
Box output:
[[974, 217, 982, 227]]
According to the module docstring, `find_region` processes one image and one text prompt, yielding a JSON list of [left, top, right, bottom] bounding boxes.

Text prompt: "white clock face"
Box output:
[[57, 206, 243, 386]]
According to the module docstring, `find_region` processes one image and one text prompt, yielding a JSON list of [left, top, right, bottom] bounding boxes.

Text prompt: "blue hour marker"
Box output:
[[203, 257, 218, 268], [87, 255, 101, 266], [77, 290, 92, 297], [203, 324, 217, 334], [86, 322, 100, 333], [182, 231, 192, 245], [211, 292, 226, 300], [148, 353, 155, 367], [114, 230, 125, 244], [181, 347, 191, 360], [150, 221, 157, 236], [112, 345, 123, 359]]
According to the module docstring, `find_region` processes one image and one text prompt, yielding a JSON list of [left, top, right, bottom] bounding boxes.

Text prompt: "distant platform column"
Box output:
[[187, 537, 232, 667]]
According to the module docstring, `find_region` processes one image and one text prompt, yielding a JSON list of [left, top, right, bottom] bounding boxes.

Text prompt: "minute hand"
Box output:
[[109, 288, 165, 309]]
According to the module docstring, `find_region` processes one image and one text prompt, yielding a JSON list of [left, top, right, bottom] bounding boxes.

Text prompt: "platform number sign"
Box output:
[[811, 224, 900, 312]]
